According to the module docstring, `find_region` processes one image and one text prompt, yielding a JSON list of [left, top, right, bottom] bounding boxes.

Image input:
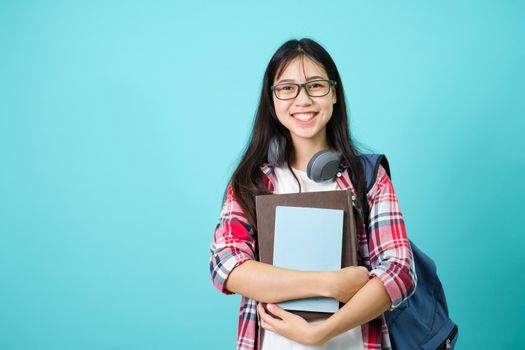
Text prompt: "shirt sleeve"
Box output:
[[209, 183, 256, 295], [366, 165, 417, 310]]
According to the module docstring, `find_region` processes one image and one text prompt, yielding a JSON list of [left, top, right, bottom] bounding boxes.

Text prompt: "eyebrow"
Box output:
[[276, 75, 327, 84]]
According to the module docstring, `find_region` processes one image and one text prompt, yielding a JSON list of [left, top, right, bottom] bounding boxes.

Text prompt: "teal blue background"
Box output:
[[1, 1, 524, 349]]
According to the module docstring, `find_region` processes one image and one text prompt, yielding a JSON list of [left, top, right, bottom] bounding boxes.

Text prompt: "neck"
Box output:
[[289, 135, 331, 171]]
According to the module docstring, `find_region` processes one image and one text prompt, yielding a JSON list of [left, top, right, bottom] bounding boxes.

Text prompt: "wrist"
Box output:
[[317, 271, 336, 298], [311, 319, 333, 346]]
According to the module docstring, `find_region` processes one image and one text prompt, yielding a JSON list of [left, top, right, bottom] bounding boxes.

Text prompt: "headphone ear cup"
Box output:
[[267, 136, 286, 166], [307, 150, 340, 182]]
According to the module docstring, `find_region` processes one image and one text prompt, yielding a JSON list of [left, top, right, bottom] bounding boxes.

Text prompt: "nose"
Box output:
[[294, 85, 313, 105]]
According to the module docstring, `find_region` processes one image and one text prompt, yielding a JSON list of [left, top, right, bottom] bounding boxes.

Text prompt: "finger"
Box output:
[[257, 303, 275, 323], [257, 302, 263, 315], [266, 303, 288, 319], [260, 319, 277, 332], [257, 302, 270, 318], [258, 304, 284, 329]]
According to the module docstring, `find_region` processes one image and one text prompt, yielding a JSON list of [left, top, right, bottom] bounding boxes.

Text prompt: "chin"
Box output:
[[291, 132, 323, 141]]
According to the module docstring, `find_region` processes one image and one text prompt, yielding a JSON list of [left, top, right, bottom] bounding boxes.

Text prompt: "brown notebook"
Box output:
[[255, 189, 359, 322]]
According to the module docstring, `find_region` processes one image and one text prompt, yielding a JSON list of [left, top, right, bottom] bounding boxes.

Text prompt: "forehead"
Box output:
[[274, 55, 328, 83]]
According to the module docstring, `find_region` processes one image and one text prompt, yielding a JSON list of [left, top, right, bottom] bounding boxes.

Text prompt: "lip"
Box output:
[[290, 111, 319, 125], [291, 111, 318, 115]]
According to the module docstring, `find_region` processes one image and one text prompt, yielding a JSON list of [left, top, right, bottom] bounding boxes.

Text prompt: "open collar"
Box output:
[[259, 159, 355, 193]]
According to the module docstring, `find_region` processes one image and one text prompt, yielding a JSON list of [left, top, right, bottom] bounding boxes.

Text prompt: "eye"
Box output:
[[277, 84, 295, 91]]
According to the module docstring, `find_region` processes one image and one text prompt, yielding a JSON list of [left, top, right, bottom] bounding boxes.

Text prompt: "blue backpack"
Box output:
[[356, 154, 459, 350]]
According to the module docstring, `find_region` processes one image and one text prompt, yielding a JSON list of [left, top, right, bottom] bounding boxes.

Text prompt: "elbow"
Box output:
[[393, 261, 417, 307], [405, 258, 418, 300], [398, 251, 417, 302], [389, 264, 417, 311], [396, 263, 417, 309], [371, 259, 417, 310], [209, 246, 254, 296], [209, 253, 235, 295]]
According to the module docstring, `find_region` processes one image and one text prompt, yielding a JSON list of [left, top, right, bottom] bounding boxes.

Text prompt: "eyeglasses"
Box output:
[[271, 79, 337, 100]]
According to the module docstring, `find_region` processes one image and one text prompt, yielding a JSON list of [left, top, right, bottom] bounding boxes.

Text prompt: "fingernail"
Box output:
[[267, 304, 273, 310]]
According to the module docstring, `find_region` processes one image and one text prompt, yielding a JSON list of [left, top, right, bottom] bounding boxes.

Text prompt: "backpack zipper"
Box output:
[[437, 325, 458, 349]]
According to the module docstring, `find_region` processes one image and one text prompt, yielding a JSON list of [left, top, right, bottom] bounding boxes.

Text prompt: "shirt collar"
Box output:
[[259, 158, 354, 192]]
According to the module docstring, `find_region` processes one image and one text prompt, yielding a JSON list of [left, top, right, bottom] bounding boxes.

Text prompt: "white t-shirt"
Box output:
[[261, 165, 364, 350]]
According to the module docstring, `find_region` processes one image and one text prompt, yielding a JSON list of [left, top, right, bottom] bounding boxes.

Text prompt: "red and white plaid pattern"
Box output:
[[210, 160, 417, 349]]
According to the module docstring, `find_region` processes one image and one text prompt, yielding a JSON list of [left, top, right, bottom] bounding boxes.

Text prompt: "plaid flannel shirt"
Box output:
[[209, 159, 417, 350]]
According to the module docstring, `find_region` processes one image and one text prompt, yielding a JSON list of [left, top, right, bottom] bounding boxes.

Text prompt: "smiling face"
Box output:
[[272, 55, 337, 149]]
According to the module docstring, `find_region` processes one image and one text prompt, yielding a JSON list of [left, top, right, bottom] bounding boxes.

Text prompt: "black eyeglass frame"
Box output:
[[270, 79, 337, 100]]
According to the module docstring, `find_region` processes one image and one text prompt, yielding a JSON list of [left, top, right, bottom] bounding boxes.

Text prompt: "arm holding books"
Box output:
[[226, 260, 368, 304], [209, 184, 368, 304], [256, 166, 417, 346], [257, 276, 391, 346]]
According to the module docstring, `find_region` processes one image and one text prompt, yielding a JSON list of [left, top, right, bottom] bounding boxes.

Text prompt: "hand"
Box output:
[[257, 302, 325, 346], [329, 266, 369, 303]]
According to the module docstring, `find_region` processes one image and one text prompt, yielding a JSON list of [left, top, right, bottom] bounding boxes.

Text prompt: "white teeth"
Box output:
[[293, 112, 316, 121]]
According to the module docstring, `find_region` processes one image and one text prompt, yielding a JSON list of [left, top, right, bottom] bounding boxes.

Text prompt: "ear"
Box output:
[[332, 83, 337, 104]]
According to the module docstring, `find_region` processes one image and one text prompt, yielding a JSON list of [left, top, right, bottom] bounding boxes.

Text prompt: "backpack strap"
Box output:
[[359, 154, 391, 191], [357, 154, 391, 229]]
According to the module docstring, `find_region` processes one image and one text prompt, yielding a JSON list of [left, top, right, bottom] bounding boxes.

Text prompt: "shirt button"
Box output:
[[336, 172, 342, 177]]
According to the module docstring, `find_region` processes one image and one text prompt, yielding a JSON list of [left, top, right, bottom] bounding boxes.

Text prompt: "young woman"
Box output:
[[209, 38, 416, 350]]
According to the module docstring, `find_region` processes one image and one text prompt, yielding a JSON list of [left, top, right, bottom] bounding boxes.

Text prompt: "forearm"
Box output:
[[225, 260, 331, 303], [317, 277, 392, 343]]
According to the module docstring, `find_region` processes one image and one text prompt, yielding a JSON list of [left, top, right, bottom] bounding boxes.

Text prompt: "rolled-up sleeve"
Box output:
[[366, 165, 417, 310], [209, 184, 256, 295]]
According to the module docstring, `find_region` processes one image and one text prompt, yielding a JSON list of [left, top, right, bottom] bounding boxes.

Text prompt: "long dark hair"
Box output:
[[229, 38, 367, 231]]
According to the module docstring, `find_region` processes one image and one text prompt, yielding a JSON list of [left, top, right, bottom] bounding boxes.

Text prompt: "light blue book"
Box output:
[[273, 206, 344, 313]]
